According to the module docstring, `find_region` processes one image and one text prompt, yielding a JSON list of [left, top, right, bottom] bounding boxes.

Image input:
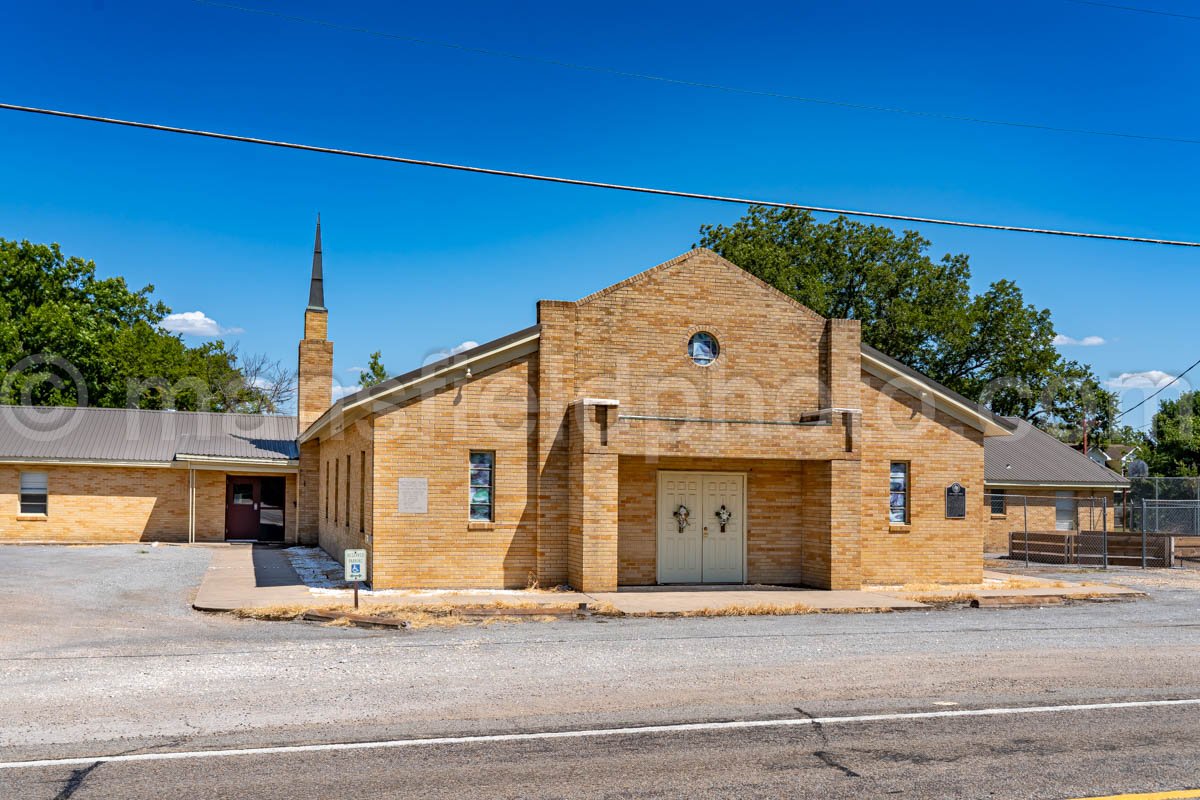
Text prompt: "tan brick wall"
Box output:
[[859, 371, 986, 585], [369, 355, 537, 589], [0, 465, 297, 543], [298, 308, 333, 433], [984, 487, 1118, 552], [316, 420, 372, 567]]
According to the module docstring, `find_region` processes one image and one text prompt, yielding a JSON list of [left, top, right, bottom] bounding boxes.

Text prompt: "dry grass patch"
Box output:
[[233, 600, 578, 629], [592, 602, 890, 618]]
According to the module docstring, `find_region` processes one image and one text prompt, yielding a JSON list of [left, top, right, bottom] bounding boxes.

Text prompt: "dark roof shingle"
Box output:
[[0, 406, 297, 463], [985, 416, 1128, 487]]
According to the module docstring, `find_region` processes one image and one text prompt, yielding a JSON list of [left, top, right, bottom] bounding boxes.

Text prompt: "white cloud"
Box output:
[[161, 311, 244, 337], [346, 366, 366, 374], [1106, 370, 1178, 390], [1053, 334, 1106, 347], [422, 340, 480, 366], [331, 381, 359, 401]]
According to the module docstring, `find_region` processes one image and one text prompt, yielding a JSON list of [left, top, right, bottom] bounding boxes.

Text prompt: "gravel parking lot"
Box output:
[[4, 544, 1200, 767]]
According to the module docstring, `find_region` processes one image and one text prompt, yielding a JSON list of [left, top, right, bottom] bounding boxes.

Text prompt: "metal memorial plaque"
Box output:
[[397, 477, 429, 514], [945, 482, 967, 519]]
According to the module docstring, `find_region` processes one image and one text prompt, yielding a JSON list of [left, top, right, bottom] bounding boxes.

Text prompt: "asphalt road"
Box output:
[[5, 703, 1200, 799], [3, 545, 1200, 799]]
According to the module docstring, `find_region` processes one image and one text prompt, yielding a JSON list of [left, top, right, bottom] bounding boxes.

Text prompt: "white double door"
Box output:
[[657, 471, 745, 584]]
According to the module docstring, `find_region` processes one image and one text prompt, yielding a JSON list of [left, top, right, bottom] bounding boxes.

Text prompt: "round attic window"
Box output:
[[688, 331, 719, 366]]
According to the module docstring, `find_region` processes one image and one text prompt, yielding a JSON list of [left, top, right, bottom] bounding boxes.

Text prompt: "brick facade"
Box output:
[[859, 372, 985, 585], [0, 464, 297, 543], [328, 249, 1002, 590]]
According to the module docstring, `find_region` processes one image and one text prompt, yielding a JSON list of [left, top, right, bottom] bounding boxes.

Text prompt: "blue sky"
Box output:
[[2, 0, 1197, 427]]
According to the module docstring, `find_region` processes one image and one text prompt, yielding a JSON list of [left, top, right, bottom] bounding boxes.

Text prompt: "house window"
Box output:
[[469, 451, 494, 522], [889, 462, 909, 524], [359, 451, 366, 533], [19, 471, 48, 515], [324, 461, 329, 520], [688, 332, 719, 366], [990, 490, 1007, 516], [334, 458, 340, 525], [345, 454, 351, 528]]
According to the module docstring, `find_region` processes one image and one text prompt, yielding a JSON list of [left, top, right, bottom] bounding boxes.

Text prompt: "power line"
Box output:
[[4, 101, 1199, 247], [191, 0, 1200, 147], [1063, 0, 1200, 21], [1115, 356, 1200, 419]]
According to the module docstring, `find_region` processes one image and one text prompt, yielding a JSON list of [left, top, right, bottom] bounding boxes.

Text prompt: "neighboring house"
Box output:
[[983, 417, 1129, 552], [0, 407, 298, 542], [6, 222, 1109, 591]]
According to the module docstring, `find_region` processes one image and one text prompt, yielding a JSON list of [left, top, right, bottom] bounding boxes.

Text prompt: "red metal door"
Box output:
[[225, 478, 260, 539]]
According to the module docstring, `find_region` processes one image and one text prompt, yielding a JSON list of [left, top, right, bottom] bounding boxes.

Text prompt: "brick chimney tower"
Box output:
[[297, 216, 333, 432]]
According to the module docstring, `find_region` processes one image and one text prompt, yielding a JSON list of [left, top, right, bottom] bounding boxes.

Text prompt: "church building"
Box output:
[[0, 223, 1127, 591]]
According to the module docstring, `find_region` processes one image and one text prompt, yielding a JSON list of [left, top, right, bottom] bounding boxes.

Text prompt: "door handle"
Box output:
[[703, 526, 708, 537]]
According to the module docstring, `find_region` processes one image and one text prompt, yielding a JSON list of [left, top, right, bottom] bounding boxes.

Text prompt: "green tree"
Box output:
[[698, 207, 1116, 435], [0, 238, 275, 412], [1144, 392, 1200, 476], [358, 351, 389, 388]]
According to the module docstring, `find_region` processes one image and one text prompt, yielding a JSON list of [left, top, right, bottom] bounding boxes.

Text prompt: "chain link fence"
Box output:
[[989, 483, 1200, 569], [987, 493, 1111, 567]]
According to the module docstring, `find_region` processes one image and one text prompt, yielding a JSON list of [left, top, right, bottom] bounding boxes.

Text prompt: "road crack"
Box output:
[[796, 706, 862, 778], [53, 760, 101, 800]]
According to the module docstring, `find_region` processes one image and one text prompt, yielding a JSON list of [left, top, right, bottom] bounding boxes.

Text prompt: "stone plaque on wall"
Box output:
[[397, 478, 428, 514], [945, 482, 967, 519]]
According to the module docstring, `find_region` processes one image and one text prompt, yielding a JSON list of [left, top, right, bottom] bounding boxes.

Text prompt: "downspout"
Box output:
[[187, 467, 196, 544]]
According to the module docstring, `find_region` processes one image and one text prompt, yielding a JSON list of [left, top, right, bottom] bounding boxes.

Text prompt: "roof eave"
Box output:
[[860, 349, 1011, 437], [299, 326, 542, 443]]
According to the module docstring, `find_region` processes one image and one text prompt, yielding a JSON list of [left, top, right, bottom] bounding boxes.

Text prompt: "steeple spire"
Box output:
[[307, 214, 324, 310]]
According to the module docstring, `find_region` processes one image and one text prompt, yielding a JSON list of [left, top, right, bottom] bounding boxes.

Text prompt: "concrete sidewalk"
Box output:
[[192, 545, 926, 614], [192, 546, 1139, 616], [192, 545, 313, 610]]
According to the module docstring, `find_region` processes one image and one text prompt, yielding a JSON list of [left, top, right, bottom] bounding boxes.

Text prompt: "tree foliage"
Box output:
[[0, 238, 285, 412], [1144, 391, 1200, 477], [698, 207, 1117, 435], [358, 351, 389, 388]]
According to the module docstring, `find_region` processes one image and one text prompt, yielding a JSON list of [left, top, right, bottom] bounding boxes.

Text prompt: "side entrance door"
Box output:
[[226, 478, 260, 539], [225, 476, 288, 541], [657, 471, 745, 584]]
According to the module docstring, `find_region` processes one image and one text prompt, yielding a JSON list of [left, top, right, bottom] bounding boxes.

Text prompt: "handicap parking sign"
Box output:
[[344, 549, 368, 583]]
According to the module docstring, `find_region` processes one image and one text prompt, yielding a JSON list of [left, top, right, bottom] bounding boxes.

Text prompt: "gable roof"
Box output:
[[299, 325, 541, 442], [0, 406, 298, 465], [859, 344, 1014, 437], [575, 248, 826, 322], [985, 416, 1128, 488]]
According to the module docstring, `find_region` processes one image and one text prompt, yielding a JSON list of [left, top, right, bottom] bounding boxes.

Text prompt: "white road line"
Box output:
[[4, 697, 1200, 771]]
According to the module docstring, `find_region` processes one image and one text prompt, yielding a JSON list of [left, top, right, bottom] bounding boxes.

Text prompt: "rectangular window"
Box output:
[[359, 451, 366, 533], [469, 451, 494, 522], [334, 458, 340, 525], [345, 454, 351, 528], [1055, 490, 1075, 531], [889, 462, 909, 524], [19, 471, 48, 515], [324, 461, 329, 520], [990, 489, 1007, 516]]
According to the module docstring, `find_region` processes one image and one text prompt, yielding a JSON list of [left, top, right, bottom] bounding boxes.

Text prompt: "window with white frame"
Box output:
[[469, 451, 494, 522], [889, 462, 909, 524], [20, 471, 48, 515]]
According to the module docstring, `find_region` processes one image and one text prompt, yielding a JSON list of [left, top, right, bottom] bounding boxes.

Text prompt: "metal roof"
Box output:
[[0, 406, 298, 464], [985, 416, 1128, 487]]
